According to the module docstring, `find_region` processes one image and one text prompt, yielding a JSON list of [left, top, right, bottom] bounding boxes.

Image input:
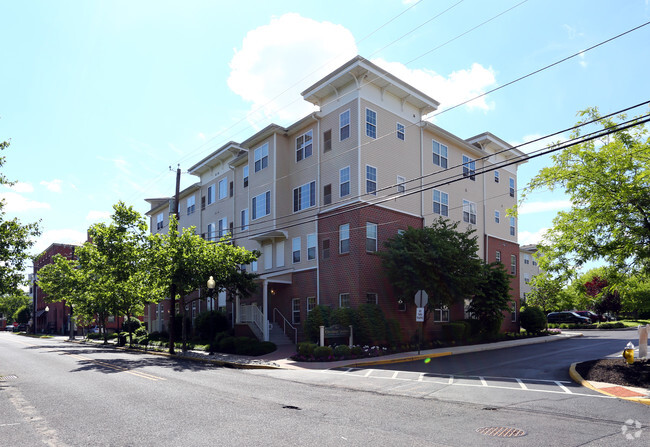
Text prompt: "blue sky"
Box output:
[[1, 0, 649, 259]]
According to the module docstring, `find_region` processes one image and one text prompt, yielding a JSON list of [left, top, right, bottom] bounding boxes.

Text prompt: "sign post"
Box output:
[[414, 290, 428, 354]]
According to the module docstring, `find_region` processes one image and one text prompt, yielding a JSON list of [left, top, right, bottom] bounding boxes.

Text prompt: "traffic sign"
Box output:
[[416, 307, 425, 322], [414, 290, 428, 307]]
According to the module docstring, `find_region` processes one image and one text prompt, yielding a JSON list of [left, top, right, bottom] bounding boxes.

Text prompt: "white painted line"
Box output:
[[418, 373, 424, 382], [516, 378, 528, 390], [555, 381, 573, 394], [391, 371, 399, 379], [340, 368, 353, 374], [479, 376, 488, 387], [363, 370, 373, 377], [449, 375, 454, 385]]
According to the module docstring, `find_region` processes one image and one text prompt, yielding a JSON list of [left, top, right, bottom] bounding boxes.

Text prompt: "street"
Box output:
[[1, 331, 649, 446]]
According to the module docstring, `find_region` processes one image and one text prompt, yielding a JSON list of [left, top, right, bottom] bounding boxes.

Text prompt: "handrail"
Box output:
[[239, 304, 264, 340], [272, 308, 297, 345]]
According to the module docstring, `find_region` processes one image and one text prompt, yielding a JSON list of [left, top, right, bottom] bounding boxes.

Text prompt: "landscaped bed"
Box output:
[[575, 358, 650, 389]]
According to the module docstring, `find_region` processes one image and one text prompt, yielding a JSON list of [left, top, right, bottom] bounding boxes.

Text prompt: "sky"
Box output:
[[1, 0, 650, 263]]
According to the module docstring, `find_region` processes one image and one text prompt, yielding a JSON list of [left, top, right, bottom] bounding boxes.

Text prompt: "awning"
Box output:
[[35, 309, 46, 318]]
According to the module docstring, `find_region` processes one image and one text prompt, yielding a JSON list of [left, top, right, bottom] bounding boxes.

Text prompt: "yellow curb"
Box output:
[[344, 351, 453, 368], [569, 362, 650, 406]]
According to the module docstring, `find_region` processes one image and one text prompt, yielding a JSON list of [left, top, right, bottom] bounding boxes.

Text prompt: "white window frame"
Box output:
[[366, 222, 377, 252], [296, 130, 313, 162], [396, 123, 405, 141], [241, 208, 249, 231], [292, 237, 301, 264], [511, 302, 517, 322], [365, 108, 377, 139], [524, 254, 531, 265], [509, 177, 515, 197], [252, 191, 271, 220], [366, 165, 377, 195], [462, 155, 476, 181], [218, 217, 227, 238], [339, 166, 350, 197], [207, 222, 216, 242], [366, 292, 378, 304], [307, 297, 316, 313], [293, 181, 316, 212], [463, 199, 477, 224], [433, 189, 449, 217], [207, 184, 216, 205], [292, 298, 301, 324], [156, 213, 164, 230], [339, 109, 350, 141], [339, 223, 350, 254], [495, 210, 500, 224], [251, 260, 258, 272], [397, 175, 406, 194], [275, 240, 285, 268], [339, 293, 350, 308], [510, 216, 516, 236], [433, 307, 450, 322], [511, 255, 517, 275], [254, 143, 269, 173], [307, 233, 316, 261], [218, 178, 228, 200], [494, 170, 500, 183], [243, 165, 249, 188], [496, 250, 501, 262], [432, 140, 448, 169], [186, 195, 195, 215]]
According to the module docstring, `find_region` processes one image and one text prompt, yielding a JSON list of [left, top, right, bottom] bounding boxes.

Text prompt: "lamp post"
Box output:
[[207, 276, 215, 311]]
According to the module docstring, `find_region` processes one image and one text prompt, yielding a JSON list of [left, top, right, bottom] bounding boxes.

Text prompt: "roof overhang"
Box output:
[[189, 142, 245, 177], [249, 229, 288, 243]]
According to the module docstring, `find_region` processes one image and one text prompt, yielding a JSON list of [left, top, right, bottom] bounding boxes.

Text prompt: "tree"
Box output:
[[0, 140, 40, 296], [468, 262, 513, 335], [521, 108, 650, 275], [36, 254, 87, 339], [380, 218, 483, 338], [150, 214, 259, 352], [0, 291, 30, 324], [525, 273, 563, 318]]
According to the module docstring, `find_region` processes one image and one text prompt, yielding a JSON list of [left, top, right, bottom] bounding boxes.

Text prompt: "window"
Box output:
[[511, 255, 517, 275], [323, 184, 332, 205], [251, 260, 258, 272], [398, 299, 407, 311], [207, 222, 216, 242], [464, 299, 473, 319], [296, 130, 313, 162], [432, 140, 448, 169], [156, 213, 164, 230], [462, 155, 476, 180], [397, 229, 405, 236], [218, 178, 227, 200], [292, 237, 301, 263], [366, 222, 377, 252], [433, 307, 450, 322], [339, 293, 350, 308], [339, 224, 350, 254], [397, 175, 406, 194], [433, 189, 449, 216], [218, 217, 227, 238], [340, 110, 350, 141], [510, 217, 516, 236], [323, 129, 332, 152], [293, 181, 316, 212], [292, 298, 301, 324], [230, 181, 234, 198], [366, 165, 377, 195], [241, 209, 249, 231], [243, 166, 249, 188], [532, 259, 538, 266], [201, 196, 206, 210], [187, 196, 195, 215], [511, 302, 517, 322], [254, 143, 269, 172], [494, 171, 500, 183], [524, 273, 530, 284], [524, 254, 531, 265], [340, 166, 350, 197], [509, 177, 515, 197], [322, 239, 330, 259], [495, 210, 500, 223], [252, 191, 271, 220], [463, 200, 477, 224], [396, 123, 405, 141], [496, 250, 501, 262], [207, 184, 216, 205], [307, 297, 316, 313], [307, 233, 316, 260], [366, 108, 377, 139], [366, 293, 378, 304]]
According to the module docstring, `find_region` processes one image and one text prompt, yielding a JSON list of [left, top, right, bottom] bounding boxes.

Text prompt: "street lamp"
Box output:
[[207, 276, 215, 311]]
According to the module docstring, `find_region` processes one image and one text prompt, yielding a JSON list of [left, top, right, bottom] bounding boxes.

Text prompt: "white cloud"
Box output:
[[372, 58, 497, 114], [0, 191, 50, 213], [97, 155, 131, 175], [563, 24, 583, 40], [518, 228, 549, 246], [519, 200, 572, 215], [86, 210, 112, 221], [31, 229, 88, 255], [40, 179, 63, 193], [578, 51, 587, 68], [228, 13, 358, 127], [8, 182, 34, 193]]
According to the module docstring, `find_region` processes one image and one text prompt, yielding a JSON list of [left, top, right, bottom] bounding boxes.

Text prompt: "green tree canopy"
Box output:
[[468, 262, 513, 335], [0, 290, 30, 324], [521, 108, 650, 275]]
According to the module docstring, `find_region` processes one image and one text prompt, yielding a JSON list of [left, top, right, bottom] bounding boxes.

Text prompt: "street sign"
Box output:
[[414, 290, 428, 307], [416, 307, 425, 322]]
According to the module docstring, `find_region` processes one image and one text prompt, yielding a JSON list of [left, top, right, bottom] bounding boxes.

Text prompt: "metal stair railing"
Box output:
[[272, 308, 297, 345], [239, 304, 265, 340]]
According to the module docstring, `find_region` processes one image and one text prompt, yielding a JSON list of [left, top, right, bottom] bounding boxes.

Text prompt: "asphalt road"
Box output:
[[1, 330, 649, 446]]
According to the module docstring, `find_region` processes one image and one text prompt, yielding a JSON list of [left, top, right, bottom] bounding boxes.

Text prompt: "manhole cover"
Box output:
[[0, 375, 18, 381], [476, 427, 526, 438]]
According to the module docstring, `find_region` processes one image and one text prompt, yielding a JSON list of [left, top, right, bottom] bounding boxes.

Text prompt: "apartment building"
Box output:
[[145, 56, 526, 342], [520, 244, 541, 305]]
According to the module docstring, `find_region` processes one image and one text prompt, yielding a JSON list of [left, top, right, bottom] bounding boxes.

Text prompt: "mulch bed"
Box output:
[[575, 358, 650, 388]]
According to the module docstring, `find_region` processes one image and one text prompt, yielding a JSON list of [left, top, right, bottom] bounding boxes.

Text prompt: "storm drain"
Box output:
[[0, 375, 18, 381], [476, 427, 526, 438]]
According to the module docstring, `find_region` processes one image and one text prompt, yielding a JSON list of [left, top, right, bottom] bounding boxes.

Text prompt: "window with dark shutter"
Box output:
[[324, 184, 332, 205], [322, 239, 330, 259], [324, 129, 332, 152]]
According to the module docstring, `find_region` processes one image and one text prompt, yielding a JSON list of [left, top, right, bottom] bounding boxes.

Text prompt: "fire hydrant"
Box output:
[[623, 341, 635, 364]]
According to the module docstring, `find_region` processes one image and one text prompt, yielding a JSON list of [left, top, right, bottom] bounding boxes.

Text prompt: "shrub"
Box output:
[[441, 322, 468, 343], [218, 336, 237, 354], [313, 346, 333, 360], [298, 342, 317, 357], [520, 306, 547, 333], [122, 317, 141, 333], [597, 322, 625, 329], [194, 311, 230, 343], [304, 305, 332, 343], [357, 304, 388, 345], [350, 345, 364, 356], [134, 326, 147, 337], [334, 345, 351, 357]]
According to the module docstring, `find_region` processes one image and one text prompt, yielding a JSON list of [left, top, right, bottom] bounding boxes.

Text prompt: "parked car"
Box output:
[[12, 323, 27, 332], [574, 311, 602, 323], [547, 311, 592, 324]]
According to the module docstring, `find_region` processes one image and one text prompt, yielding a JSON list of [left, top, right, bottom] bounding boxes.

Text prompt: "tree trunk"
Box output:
[[181, 295, 187, 352]]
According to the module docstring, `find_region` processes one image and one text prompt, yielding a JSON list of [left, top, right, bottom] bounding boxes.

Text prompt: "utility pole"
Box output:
[[168, 165, 181, 355]]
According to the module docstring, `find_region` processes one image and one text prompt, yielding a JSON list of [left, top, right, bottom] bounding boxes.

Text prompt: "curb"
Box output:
[[569, 362, 650, 406]]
